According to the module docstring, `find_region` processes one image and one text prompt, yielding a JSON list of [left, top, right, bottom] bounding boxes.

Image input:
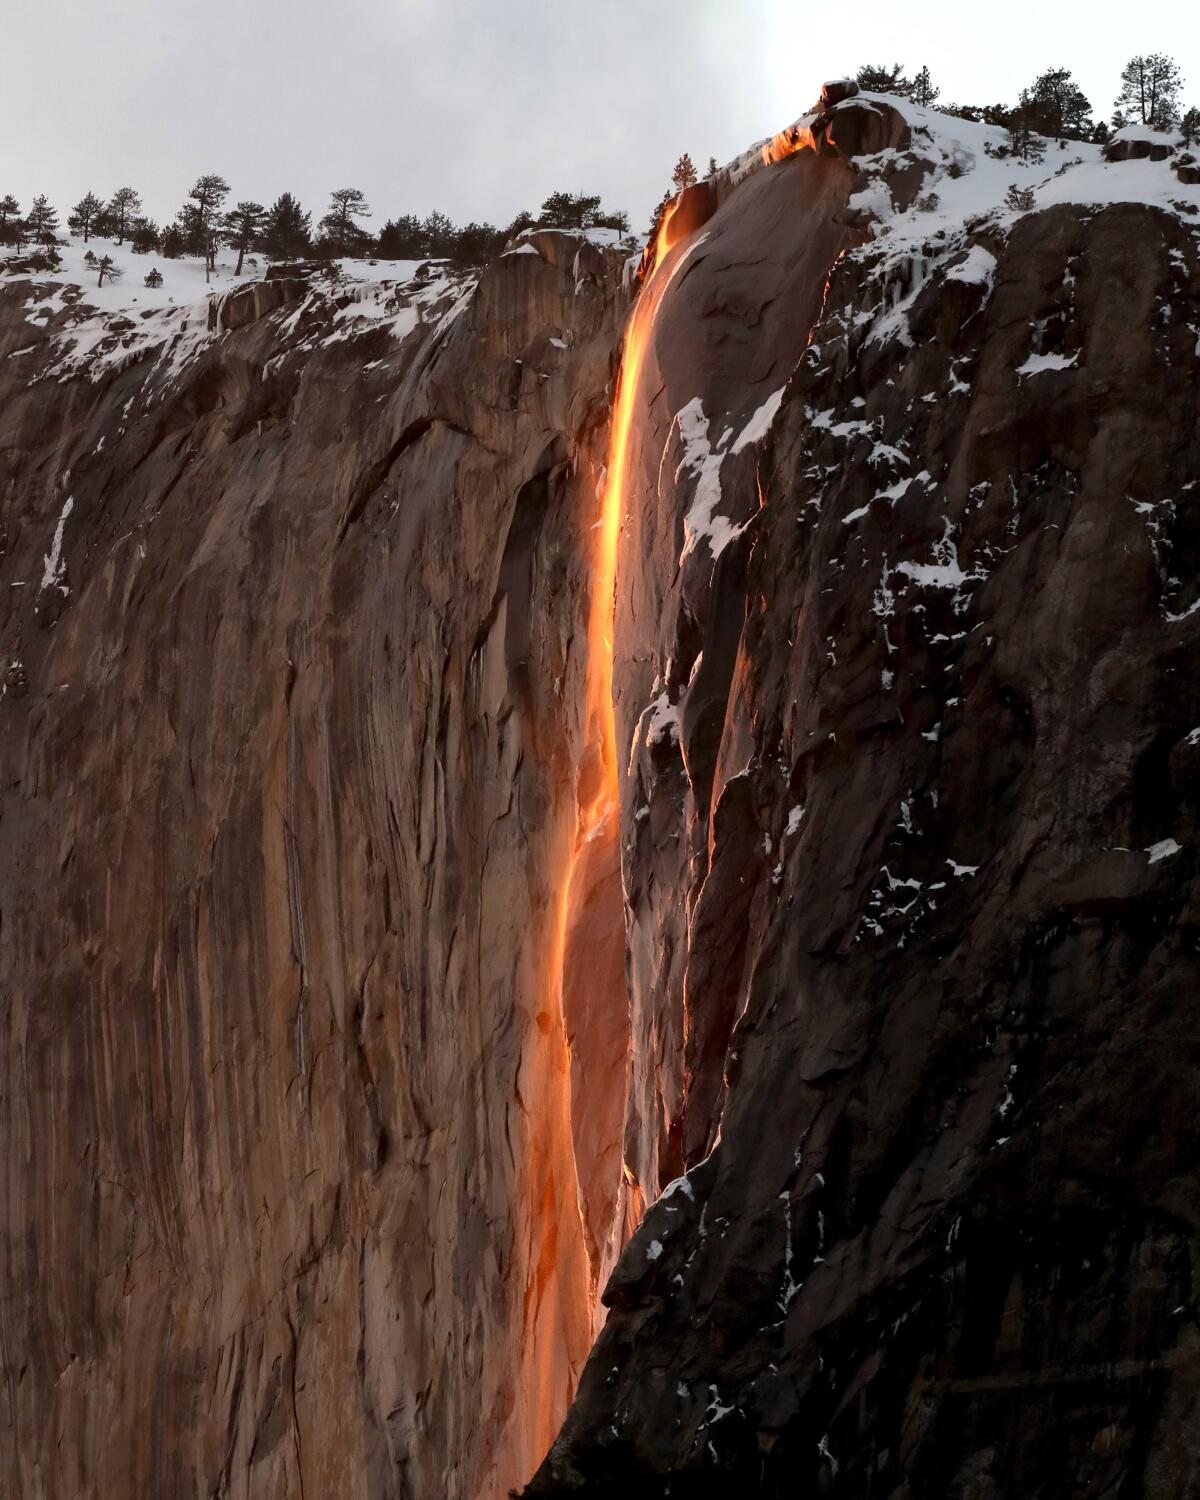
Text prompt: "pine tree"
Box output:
[[504, 210, 536, 240], [1115, 54, 1185, 131], [856, 62, 910, 95], [592, 207, 631, 234], [68, 192, 104, 243], [422, 211, 457, 256], [1005, 183, 1036, 213], [144, 267, 164, 288], [160, 224, 186, 259], [708, 156, 719, 177], [1006, 90, 1048, 162], [376, 213, 429, 258], [537, 192, 601, 230], [0, 194, 19, 247], [261, 192, 312, 260], [26, 195, 60, 246], [177, 174, 231, 276], [107, 186, 143, 244], [319, 187, 372, 257], [909, 66, 940, 108], [1026, 68, 1093, 141], [224, 200, 266, 276], [671, 153, 698, 192], [450, 221, 504, 267], [95, 254, 123, 287], [130, 218, 160, 254], [1181, 107, 1200, 147]]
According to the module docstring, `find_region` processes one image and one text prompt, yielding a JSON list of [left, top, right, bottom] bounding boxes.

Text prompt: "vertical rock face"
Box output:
[[5, 87, 1200, 1500], [531, 108, 1200, 1497], [0, 233, 630, 1499]]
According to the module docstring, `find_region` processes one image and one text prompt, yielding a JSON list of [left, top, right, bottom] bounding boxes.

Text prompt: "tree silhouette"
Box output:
[[69, 192, 104, 243], [856, 63, 911, 95], [261, 193, 312, 260], [377, 214, 428, 259], [538, 192, 602, 230], [1115, 54, 1184, 130], [130, 219, 160, 254], [672, 153, 698, 192], [909, 66, 940, 108], [0, 194, 21, 247], [107, 187, 143, 244], [319, 188, 372, 256], [177, 175, 230, 277], [26, 195, 60, 246], [1025, 68, 1093, 141], [224, 200, 266, 276]]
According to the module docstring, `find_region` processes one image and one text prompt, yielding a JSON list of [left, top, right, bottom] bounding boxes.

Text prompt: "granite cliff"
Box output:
[[2, 85, 1200, 1499]]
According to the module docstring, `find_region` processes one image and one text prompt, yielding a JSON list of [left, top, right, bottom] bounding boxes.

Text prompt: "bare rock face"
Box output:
[[5, 87, 1200, 1500], [0, 233, 630, 1500], [529, 153, 1200, 1500]]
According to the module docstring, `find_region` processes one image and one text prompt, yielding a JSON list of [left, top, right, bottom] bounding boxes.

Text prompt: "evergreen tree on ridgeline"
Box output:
[[261, 193, 312, 260], [130, 218, 160, 254], [224, 200, 266, 275], [450, 221, 505, 267], [26, 195, 60, 246], [503, 209, 536, 241], [160, 223, 186, 259], [1025, 67, 1093, 141], [0, 194, 21, 247], [909, 65, 940, 108], [319, 187, 372, 257], [68, 192, 104, 243], [856, 62, 911, 95], [177, 174, 230, 275], [538, 192, 602, 230], [107, 186, 143, 244], [422, 211, 456, 257], [1114, 53, 1185, 130], [671, 153, 698, 192], [376, 213, 428, 259], [1181, 107, 1200, 147]]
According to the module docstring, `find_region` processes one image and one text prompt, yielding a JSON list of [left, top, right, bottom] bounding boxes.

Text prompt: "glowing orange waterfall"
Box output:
[[506, 208, 702, 1494]]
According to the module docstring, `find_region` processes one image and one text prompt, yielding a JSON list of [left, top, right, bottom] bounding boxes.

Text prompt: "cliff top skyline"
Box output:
[[5, 0, 1196, 234]]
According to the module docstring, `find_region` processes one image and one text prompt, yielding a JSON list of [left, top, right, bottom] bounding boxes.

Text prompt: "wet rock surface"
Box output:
[[4, 92, 1200, 1500], [529, 186, 1200, 1498]]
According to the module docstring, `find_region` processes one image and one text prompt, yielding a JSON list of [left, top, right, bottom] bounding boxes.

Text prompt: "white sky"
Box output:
[[3, 0, 1196, 235]]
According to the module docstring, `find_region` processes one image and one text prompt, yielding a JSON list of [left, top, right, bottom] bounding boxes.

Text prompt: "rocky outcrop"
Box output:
[[530, 125, 1200, 1500], [0, 232, 629, 1500], [4, 85, 1200, 1500]]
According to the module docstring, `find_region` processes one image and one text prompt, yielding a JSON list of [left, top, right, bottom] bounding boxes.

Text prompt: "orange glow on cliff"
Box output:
[[513, 204, 703, 1491], [760, 118, 819, 166]]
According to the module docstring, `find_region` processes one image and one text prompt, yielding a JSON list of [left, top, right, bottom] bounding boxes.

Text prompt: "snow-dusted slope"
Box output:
[[1, 234, 473, 386]]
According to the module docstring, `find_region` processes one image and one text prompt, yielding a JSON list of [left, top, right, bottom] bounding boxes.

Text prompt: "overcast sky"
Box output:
[[4, 0, 1196, 235]]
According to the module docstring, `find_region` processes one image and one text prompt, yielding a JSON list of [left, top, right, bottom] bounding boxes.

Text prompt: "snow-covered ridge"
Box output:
[[810, 92, 1200, 359], [1, 234, 473, 387]]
